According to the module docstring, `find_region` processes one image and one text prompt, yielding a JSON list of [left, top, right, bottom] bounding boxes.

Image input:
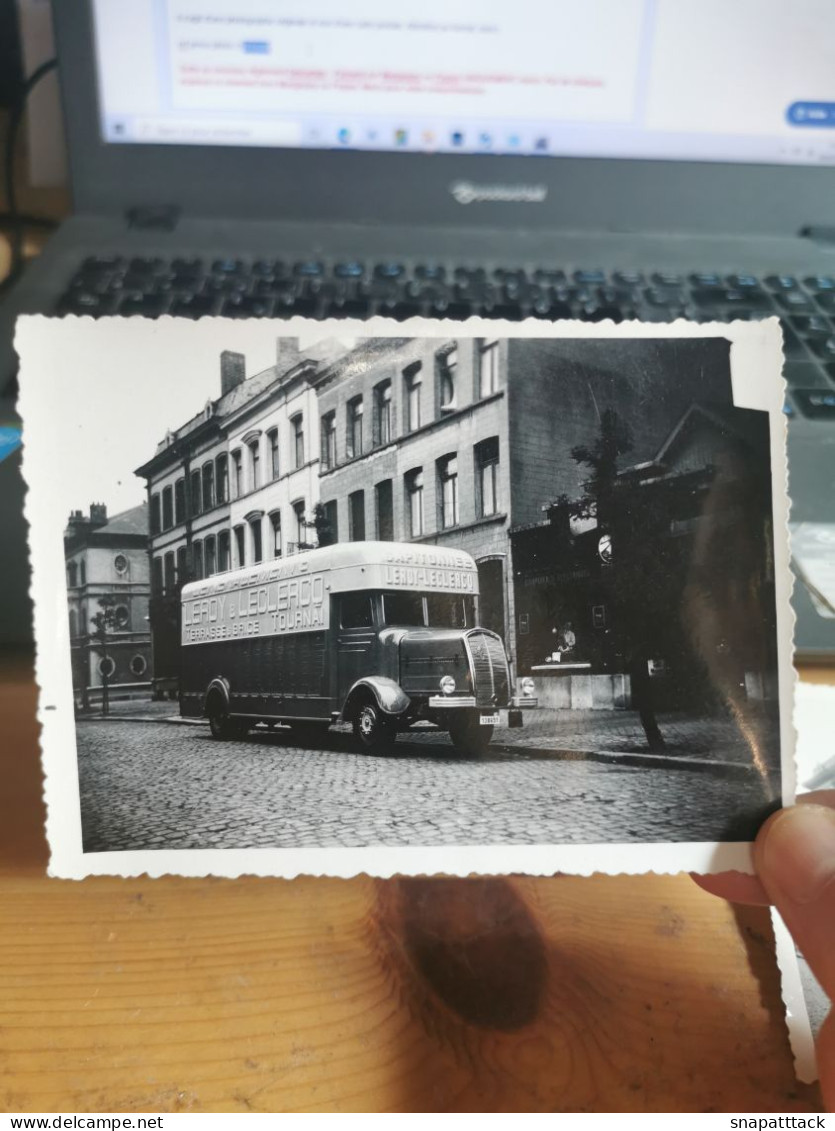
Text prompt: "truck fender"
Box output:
[[343, 677, 410, 721], [203, 677, 231, 717]]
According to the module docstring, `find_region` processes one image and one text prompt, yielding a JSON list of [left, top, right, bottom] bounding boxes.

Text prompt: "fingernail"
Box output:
[[760, 804, 835, 904]]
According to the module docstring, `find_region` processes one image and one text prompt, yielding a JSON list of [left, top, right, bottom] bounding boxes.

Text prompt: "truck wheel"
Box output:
[[449, 713, 494, 757], [353, 698, 396, 753], [207, 695, 245, 740]]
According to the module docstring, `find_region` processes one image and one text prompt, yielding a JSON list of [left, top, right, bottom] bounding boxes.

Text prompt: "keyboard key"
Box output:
[[222, 295, 274, 317], [129, 256, 166, 274], [807, 335, 835, 360], [485, 302, 524, 321], [171, 257, 203, 275], [324, 298, 371, 318], [815, 293, 835, 312], [374, 262, 406, 279], [580, 304, 625, 323], [252, 258, 284, 277], [168, 293, 215, 318], [380, 300, 422, 320], [57, 291, 116, 316], [533, 268, 566, 285], [765, 274, 799, 291], [804, 275, 835, 291], [573, 269, 607, 284], [779, 321, 808, 358], [651, 271, 684, 287], [493, 268, 527, 285], [790, 315, 833, 340], [645, 285, 684, 306], [334, 262, 365, 278], [210, 257, 246, 275], [118, 293, 168, 316], [81, 254, 125, 272], [293, 260, 324, 277], [613, 269, 644, 286], [792, 388, 835, 419], [689, 272, 723, 287], [415, 264, 446, 281], [431, 300, 472, 320], [776, 291, 816, 311], [726, 273, 760, 288]]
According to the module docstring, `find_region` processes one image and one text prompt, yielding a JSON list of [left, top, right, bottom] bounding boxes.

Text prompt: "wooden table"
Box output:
[[0, 652, 828, 1113]]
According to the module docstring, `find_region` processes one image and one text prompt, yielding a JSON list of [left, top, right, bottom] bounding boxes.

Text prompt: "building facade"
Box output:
[[64, 502, 152, 706], [315, 334, 514, 645], [136, 340, 332, 695]]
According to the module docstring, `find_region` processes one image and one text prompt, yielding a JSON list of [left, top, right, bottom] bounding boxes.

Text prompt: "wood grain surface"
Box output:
[[0, 654, 826, 1113]]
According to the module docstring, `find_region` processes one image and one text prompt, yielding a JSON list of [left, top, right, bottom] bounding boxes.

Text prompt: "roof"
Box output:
[[181, 540, 478, 602], [99, 501, 149, 537]]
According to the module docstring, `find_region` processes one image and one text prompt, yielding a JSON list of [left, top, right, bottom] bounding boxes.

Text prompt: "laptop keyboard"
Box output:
[[57, 257, 835, 422]]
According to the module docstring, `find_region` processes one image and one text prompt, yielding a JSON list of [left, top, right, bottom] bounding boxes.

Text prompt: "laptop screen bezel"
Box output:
[[56, 0, 835, 238]]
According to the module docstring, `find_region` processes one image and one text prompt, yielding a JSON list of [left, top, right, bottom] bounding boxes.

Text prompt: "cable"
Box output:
[[0, 56, 58, 294]]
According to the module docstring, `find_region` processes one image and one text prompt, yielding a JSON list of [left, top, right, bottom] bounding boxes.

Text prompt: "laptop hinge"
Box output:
[[799, 225, 835, 247], [125, 205, 181, 231]]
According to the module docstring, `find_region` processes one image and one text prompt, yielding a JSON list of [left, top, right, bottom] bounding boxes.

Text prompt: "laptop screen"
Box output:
[[91, 0, 835, 168]]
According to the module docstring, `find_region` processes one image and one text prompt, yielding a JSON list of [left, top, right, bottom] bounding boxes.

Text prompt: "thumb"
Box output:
[[754, 798, 835, 1107]]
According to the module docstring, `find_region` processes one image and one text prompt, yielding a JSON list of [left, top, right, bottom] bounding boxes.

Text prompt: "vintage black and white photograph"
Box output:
[[18, 316, 792, 878]]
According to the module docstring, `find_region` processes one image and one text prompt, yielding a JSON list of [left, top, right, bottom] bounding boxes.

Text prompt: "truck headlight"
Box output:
[[439, 675, 456, 696], [521, 677, 535, 696]]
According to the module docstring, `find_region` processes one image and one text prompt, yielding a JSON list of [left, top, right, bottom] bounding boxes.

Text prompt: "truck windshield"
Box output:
[[381, 592, 475, 628]]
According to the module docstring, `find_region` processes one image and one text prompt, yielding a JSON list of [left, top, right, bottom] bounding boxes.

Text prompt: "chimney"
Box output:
[[89, 503, 108, 528], [220, 350, 246, 396], [277, 337, 299, 374]]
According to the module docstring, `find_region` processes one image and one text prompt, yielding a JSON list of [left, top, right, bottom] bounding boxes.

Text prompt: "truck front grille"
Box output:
[[465, 630, 510, 707]]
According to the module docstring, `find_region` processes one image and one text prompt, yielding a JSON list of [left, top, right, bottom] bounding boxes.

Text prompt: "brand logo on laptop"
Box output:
[[450, 181, 548, 205]]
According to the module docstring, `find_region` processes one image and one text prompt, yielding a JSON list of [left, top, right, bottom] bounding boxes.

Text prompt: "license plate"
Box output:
[[480, 713, 500, 726]]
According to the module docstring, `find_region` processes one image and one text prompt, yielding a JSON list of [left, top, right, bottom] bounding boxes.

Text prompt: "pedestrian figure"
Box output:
[[628, 645, 666, 751]]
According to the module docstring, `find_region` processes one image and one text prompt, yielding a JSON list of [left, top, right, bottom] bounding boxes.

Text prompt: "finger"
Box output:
[[753, 802, 835, 999], [691, 871, 770, 905]]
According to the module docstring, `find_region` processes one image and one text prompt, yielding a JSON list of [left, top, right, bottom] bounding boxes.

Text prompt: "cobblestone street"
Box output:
[[76, 710, 781, 852]]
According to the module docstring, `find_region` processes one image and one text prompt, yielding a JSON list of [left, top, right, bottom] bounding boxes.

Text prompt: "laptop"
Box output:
[[1, 0, 834, 657]]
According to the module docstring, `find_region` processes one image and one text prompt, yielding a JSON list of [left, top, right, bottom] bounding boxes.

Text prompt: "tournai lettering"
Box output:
[[183, 575, 326, 643]]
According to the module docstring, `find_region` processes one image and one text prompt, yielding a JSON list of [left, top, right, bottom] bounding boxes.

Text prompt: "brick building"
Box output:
[[64, 502, 152, 707], [135, 339, 338, 695], [315, 335, 513, 641]]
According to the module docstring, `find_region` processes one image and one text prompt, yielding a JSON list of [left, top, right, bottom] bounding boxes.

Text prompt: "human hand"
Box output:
[[694, 790, 835, 1109]]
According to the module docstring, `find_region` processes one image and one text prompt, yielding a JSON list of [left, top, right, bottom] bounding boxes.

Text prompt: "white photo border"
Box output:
[[16, 314, 795, 880]]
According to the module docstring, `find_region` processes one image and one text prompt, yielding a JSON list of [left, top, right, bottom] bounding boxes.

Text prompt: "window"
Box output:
[[322, 500, 338, 544], [403, 363, 422, 433], [80, 560, 86, 585], [215, 454, 229, 503], [270, 511, 282, 558], [152, 557, 163, 594], [68, 609, 77, 637], [248, 438, 261, 491], [113, 604, 129, 630], [98, 656, 116, 679], [233, 525, 246, 568], [405, 468, 424, 538], [375, 479, 394, 541], [114, 553, 128, 576], [321, 411, 337, 471], [340, 592, 373, 629], [373, 379, 392, 446], [231, 449, 243, 498], [382, 591, 424, 626], [267, 427, 280, 479], [475, 437, 500, 517], [205, 534, 217, 576], [292, 501, 306, 547], [67, 562, 78, 588], [346, 396, 363, 459], [292, 414, 305, 469], [150, 493, 161, 534], [130, 654, 147, 677], [192, 540, 204, 580], [479, 340, 500, 397], [164, 552, 176, 593], [174, 478, 186, 524], [202, 462, 215, 510], [190, 469, 202, 516], [348, 490, 365, 542], [162, 485, 173, 530], [218, 529, 231, 572], [250, 517, 263, 564], [437, 346, 457, 412], [437, 454, 459, 529], [176, 546, 188, 584]]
